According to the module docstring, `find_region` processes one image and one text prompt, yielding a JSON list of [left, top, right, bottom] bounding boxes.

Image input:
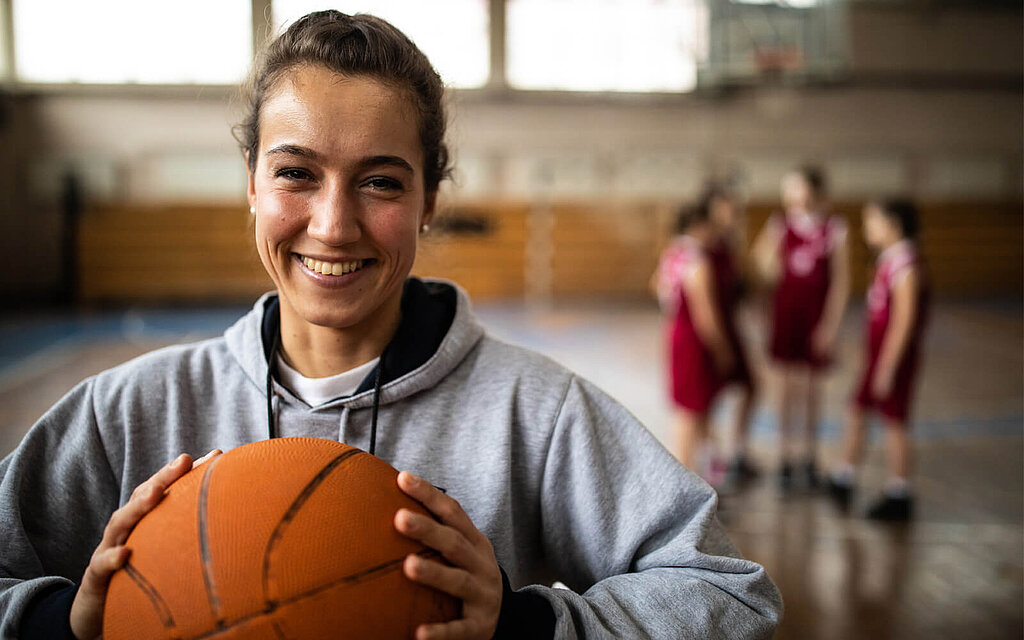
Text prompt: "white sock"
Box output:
[[884, 477, 910, 498]]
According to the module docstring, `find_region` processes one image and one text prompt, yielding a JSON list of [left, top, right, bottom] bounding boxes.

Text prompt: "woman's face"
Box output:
[[709, 196, 738, 230], [862, 203, 896, 249], [247, 65, 433, 334], [781, 172, 813, 212]]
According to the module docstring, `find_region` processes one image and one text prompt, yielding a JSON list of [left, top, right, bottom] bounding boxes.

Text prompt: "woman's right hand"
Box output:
[[69, 449, 221, 640]]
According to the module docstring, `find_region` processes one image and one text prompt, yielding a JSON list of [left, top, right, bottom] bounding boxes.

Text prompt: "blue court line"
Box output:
[[0, 307, 248, 375]]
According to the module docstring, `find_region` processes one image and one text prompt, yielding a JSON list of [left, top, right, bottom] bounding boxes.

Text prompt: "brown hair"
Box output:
[[674, 182, 731, 234], [872, 197, 921, 240], [795, 165, 827, 197], [234, 11, 451, 194]]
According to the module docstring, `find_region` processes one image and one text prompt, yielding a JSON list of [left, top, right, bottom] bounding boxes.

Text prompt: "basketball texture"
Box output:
[[103, 438, 459, 639]]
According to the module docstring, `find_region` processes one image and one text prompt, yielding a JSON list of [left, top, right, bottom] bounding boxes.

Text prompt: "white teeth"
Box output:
[[301, 256, 364, 276]]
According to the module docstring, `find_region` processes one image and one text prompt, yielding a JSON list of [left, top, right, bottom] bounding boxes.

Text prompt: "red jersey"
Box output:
[[768, 210, 847, 367], [658, 236, 752, 412], [854, 241, 929, 422]]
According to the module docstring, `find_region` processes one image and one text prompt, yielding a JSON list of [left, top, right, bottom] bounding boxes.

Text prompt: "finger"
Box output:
[[397, 472, 478, 540], [403, 554, 477, 600], [103, 454, 192, 547], [128, 453, 192, 503], [415, 618, 481, 640], [193, 449, 223, 469], [395, 509, 478, 570], [81, 545, 131, 595]]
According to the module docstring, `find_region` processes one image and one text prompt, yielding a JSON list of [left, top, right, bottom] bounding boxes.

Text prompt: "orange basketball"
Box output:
[[103, 437, 459, 639]]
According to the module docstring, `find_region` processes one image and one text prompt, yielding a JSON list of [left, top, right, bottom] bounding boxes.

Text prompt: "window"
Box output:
[[0, 20, 7, 81], [12, 0, 252, 84], [507, 0, 708, 92], [272, 1, 490, 89], [731, 0, 821, 7]]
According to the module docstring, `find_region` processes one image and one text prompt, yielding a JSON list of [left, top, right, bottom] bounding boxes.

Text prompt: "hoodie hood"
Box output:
[[224, 277, 485, 412]]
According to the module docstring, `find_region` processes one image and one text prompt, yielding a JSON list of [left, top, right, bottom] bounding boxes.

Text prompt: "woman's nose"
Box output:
[[307, 190, 361, 246]]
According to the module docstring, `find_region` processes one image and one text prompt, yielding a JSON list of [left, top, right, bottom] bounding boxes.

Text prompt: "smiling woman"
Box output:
[[0, 10, 781, 640], [247, 68, 429, 376]]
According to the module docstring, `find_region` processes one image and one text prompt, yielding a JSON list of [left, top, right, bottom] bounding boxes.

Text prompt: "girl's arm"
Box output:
[[812, 231, 851, 358], [750, 217, 782, 286], [871, 267, 920, 398], [683, 259, 735, 376]]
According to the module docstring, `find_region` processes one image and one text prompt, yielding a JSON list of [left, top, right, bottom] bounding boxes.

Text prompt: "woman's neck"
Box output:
[[277, 292, 403, 378]]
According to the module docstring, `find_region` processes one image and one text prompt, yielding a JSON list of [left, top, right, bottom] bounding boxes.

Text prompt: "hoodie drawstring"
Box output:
[[266, 328, 281, 439], [266, 331, 387, 457], [368, 355, 384, 456]]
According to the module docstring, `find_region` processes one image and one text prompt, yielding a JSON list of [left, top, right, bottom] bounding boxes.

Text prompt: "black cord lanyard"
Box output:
[[266, 328, 281, 440]]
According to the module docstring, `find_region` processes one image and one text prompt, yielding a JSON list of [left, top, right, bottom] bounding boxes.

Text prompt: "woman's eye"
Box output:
[[275, 168, 313, 181], [364, 177, 403, 192]]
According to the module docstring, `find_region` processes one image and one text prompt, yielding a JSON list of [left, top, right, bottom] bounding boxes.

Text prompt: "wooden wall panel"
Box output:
[[412, 203, 528, 299], [550, 203, 662, 300], [78, 205, 271, 303], [77, 200, 1021, 304]]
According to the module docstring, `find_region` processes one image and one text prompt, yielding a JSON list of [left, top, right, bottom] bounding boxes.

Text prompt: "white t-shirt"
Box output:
[[275, 355, 380, 406]]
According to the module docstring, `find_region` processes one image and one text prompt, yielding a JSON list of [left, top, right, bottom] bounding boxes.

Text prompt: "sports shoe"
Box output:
[[778, 463, 794, 493], [866, 494, 913, 521], [826, 477, 853, 510], [801, 460, 820, 489], [723, 455, 759, 489]]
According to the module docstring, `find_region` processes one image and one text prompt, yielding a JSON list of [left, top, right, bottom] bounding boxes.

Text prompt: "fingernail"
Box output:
[[405, 554, 422, 574], [175, 453, 188, 464]]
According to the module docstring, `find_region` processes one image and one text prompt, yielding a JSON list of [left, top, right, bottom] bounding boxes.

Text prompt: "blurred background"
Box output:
[[0, 1, 1020, 638]]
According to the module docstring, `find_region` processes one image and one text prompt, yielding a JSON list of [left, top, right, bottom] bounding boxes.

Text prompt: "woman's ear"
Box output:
[[422, 191, 438, 228]]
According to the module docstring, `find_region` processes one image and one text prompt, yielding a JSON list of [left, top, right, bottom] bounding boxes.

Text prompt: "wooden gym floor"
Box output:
[[0, 298, 1020, 639]]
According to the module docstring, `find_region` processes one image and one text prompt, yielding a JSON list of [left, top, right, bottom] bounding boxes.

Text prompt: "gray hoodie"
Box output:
[[0, 279, 782, 639]]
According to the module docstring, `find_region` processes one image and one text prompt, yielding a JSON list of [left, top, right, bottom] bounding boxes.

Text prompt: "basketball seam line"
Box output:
[[260, 448, 362, 605], [270, 620, 291, 640], [122, 561, 178, 632], [198, 454, 224, 626]]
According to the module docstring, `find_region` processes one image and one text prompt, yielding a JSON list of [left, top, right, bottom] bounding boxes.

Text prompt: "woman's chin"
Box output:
[[298, 306, 369, 331]]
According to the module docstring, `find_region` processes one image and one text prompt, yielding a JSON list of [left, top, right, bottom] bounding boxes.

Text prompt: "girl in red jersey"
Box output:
[[751, 167, 851, 492], [654, 186, 757, 484], [828, 199, 929, 520]]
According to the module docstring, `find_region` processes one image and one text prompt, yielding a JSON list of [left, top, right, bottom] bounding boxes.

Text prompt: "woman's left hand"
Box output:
[[810, 323, 835, 360], [395, 471, 502, 640]]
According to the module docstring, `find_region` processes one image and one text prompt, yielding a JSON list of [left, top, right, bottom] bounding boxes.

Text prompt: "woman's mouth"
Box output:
[[296, 254, 375, 276]]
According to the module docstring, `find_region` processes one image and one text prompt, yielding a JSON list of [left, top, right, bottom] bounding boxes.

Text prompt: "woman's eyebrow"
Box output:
[[358, 155, 415, 174], [265, 143, 322, 161], [265, 146, 413, 174]]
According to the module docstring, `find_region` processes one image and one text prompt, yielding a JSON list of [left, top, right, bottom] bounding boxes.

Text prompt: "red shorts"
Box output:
[[669, 327, 754, 414], [769, 293, 830, 370], [853, 351, 922, 423]]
